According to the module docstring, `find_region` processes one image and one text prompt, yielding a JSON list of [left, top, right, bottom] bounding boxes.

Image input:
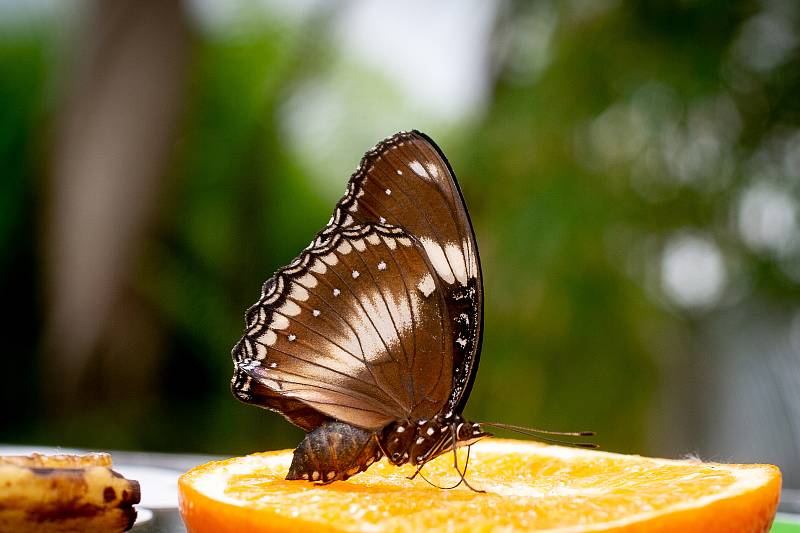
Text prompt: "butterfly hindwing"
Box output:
[[231, 372, 327, 432], [231, 224, 454, 431]]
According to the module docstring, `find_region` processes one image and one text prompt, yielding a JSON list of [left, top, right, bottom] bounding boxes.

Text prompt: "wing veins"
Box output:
[[265, 370, 402, 416], [375, 152, 460, 284], [268, 306, 378, 382], [250, 333, 378, 391], [412, 141, 479, 281], [382, 238, 423, 409], [357, 234, 419, 408], [352, 238, 412, 370], [296, 268, 394, 397], [280, 395, 390, 418], [401, 240, 453, 407], [324, 251, 412, 412]]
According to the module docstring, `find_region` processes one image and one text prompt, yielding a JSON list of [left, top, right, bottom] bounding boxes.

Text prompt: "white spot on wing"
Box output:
[[322, 253, 338, 266], [312, 309, 320, 317], [417, 273, 436, 297], [385, 188, 392, 195], [333, 288, 341, 297], [270, 314, 289, 330], [280, 300, 301, 316], [337, 241, 352, 255], [409, 160, 428, 178], [290, 284, 309, 302], [377, 261, 387, 271], [426, 162, 440, 178], [352, 270, 360, 279], [297, 274, 317, 289], [310, 260, 327, 274], [445, 243, 468, 285], [261, 330, 277, 346], [288, 333, 296, 342], [379, 217, 386, 224], [420, 237, 456, 284]]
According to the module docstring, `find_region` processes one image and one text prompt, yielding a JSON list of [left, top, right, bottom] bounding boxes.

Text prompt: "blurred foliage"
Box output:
[[0, 30, 47, 436], [1, 0, 799, 470]]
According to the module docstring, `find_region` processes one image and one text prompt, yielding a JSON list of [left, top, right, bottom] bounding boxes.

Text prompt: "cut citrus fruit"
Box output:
[[179, 439, 780, 532]]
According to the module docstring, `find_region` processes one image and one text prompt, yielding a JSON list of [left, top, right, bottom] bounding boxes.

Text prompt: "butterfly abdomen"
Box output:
[[286, 420, 382, 483]]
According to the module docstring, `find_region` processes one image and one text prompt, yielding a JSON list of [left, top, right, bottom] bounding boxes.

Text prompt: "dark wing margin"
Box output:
[[314, 131, 484, 413], [231, 224, 454, 431]]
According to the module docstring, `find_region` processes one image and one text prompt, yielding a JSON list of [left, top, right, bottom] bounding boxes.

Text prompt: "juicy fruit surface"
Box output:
[[179, 439, 781, 532]]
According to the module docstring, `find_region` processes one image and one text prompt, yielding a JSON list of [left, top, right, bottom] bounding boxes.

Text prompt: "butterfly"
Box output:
[[231, 131, 592, 490]]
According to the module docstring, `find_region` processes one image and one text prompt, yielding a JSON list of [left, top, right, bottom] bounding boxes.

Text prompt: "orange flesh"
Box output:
[[179, 439, 781, 532]]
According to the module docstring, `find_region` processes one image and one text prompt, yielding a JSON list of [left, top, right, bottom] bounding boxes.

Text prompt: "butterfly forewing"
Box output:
[[232, 224, 454, 430], [319, 131, 483, 412]]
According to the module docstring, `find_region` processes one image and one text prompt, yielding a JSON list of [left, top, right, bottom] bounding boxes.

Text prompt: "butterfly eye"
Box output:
[[391, 452, 401, 461]]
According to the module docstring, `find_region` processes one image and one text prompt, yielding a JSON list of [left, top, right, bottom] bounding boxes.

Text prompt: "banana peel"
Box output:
[[0, 452, 140, 532]]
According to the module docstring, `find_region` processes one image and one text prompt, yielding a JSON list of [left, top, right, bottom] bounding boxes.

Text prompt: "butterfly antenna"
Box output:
[[480, 422, 598, 448]]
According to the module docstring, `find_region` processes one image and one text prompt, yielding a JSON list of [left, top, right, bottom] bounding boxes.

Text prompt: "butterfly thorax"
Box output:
[[380, 412, 489, 467]]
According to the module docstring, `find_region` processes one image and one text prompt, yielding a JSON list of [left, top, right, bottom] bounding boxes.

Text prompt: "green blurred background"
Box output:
[[1, 0, 799, 492]]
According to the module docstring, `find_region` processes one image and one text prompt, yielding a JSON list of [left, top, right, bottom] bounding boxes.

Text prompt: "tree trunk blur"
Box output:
[[43, 0, 190, 414]]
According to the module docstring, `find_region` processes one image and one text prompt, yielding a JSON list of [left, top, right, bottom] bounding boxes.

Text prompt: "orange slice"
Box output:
[[179, 439, 781, 532]]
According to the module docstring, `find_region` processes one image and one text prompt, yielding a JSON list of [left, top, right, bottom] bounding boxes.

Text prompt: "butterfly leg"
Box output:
[[287, 420, 382, 483], [407, 462, 426, 480], [449, 424, 484, 493]]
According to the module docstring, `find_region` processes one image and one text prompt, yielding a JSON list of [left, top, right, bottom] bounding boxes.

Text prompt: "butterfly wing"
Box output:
[[231, 370, 327, 432], [232, 224, 454, 431], [317, 131, 483, 412]]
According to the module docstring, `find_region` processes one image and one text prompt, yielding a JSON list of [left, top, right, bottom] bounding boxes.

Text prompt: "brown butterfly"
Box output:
[[231, 131, 593, 490]]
